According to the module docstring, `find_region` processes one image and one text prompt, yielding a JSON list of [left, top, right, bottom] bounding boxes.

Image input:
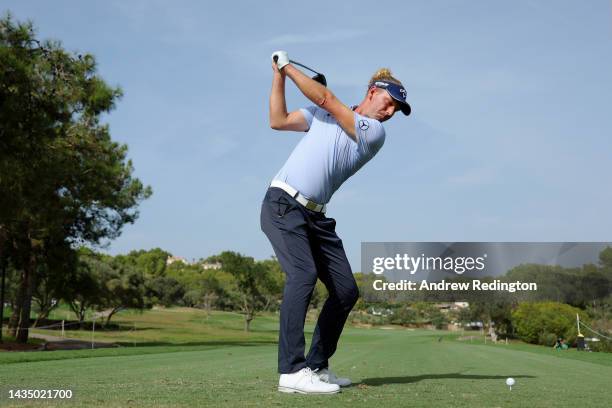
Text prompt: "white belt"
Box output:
[[269, 180, 327, 214]]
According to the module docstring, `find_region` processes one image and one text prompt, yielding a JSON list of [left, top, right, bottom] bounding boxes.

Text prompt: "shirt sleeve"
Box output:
[[299, 106, 318, 130], [354, 113, 386, 156]]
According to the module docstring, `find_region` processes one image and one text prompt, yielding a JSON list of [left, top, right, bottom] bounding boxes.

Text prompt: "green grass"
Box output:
[[4, 304, 281, 344], [1, 307, 611, 407]]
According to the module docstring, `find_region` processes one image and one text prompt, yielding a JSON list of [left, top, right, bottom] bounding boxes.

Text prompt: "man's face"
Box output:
[[369, 88, 401, 122]]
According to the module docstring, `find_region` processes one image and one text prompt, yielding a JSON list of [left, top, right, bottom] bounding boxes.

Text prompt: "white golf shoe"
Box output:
[[278, 367, 340, 394], [315, 368, 352, 387]]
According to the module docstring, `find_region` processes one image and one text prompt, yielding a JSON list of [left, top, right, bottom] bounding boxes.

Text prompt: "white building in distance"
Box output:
[[201, 262, 222, 270], [166, 256, 189, 265]]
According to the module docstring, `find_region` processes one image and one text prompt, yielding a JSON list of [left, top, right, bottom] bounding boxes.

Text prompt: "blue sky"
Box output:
[[4, 1, 611, 271]]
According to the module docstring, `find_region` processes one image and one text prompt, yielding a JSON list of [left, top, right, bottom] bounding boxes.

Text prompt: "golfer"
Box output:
[[261, 50, 411, 394]]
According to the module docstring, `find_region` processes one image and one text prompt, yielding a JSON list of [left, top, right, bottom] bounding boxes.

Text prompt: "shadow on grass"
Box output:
[[114, 340, 278, 348], [361, 373, 536, 386]]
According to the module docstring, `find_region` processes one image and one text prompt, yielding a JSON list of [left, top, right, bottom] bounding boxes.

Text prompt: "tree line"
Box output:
[[1, 247, 330, 333], [1, 14, 151, 343]]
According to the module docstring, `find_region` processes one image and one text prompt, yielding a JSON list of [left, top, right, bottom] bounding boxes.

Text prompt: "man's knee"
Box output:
[[339, 285, 359, 311], [285, 267, 318, 292]]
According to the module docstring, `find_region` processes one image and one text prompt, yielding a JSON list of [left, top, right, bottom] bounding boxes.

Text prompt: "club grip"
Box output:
[[273, 55, 278, 62]]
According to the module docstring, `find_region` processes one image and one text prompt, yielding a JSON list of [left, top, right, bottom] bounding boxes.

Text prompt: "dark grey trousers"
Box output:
[[260, 187, 359, 374]]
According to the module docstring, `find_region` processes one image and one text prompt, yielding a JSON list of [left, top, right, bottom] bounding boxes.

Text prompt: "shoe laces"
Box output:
[[302, 367, 316, 383]]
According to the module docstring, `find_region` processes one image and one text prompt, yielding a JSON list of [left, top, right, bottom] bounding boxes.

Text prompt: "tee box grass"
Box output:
[[1, 306, 611, 407]]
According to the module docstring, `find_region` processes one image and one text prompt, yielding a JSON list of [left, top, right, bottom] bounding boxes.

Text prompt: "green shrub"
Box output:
[[512, 302, 582, 346], [430, 309, 448, 330], [539, 332, 559, 347], [389, 307, 417, 326], [589, 339, 612, 352]]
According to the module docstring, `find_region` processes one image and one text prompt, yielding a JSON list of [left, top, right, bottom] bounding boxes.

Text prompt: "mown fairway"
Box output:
[[1, 307, 611, 407]]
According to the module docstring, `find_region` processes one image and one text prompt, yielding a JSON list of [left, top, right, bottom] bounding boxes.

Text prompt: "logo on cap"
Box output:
[[359, 120, 369, 130], [400, 88, 407, 99]]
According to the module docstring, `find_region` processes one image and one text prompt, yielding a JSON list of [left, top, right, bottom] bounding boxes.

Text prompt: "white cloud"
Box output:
[[262, 29, 367, 46]]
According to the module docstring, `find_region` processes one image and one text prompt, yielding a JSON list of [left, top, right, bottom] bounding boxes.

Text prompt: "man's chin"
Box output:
[[363, 112, 386, 121]]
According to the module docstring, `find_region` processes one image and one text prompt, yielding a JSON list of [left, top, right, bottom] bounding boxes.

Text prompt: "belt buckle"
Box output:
[[305, 201, 318, 211]]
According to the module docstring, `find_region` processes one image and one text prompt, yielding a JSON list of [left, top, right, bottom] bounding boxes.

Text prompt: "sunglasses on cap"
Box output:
[[371, 80, 411, 116]]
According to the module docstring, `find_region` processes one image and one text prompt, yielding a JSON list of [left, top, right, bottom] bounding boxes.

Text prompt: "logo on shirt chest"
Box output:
[[358, 120, 369, 131]]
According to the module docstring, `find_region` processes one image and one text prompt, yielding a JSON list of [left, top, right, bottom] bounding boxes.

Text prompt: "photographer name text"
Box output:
[[373, 279, 537, 293]]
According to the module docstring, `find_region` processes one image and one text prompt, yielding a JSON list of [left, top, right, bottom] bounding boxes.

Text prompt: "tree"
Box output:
[[32, 238, 77, 325], [137, 248, 171, 278], [574, 265, 610, 309], [99, 258, 148, 327], [353, 272, 400, 307], [217, 251, 268, 332], [258, 258, 285, 311], [166, 262, 213, 307], [599, 247, 612, 270], [0, 14, 151, 342], [309, 280, 328, 311], [462, 298, 514, 335], [115, 248, 171, 279], [145, 276, 185, 307], [60, 249, 106, 327]]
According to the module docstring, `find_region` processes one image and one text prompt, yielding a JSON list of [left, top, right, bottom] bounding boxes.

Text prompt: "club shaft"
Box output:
[[289, 59, 321, 75]]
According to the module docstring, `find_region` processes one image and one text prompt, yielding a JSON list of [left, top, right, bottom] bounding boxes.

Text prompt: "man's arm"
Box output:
[[283, 64, 357, 142], [269, 62, 309, 132]]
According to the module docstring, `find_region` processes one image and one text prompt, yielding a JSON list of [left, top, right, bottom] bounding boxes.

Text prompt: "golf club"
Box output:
[[273, 55, 327, 87]]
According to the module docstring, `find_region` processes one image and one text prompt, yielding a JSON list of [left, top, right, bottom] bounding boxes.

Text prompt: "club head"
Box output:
[[313, 73, 327, 87]]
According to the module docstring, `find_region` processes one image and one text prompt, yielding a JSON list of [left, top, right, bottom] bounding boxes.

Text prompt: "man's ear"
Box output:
[[367, 86, 378, 100]]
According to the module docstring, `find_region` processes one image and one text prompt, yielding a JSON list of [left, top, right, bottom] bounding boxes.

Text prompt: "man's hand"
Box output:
[[271, 60, 286, 78], [270, 50, 308, 132], [271, 50, 290, 71]]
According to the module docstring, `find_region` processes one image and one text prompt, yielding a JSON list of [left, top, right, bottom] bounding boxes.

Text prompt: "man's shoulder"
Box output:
[[353, 111, 385, 153], [354, 112, 384, 131], [306, 106, 338, 125]]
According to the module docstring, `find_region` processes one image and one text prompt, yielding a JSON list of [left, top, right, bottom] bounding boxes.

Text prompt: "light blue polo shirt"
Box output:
[[272, 105, 386, 204]]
